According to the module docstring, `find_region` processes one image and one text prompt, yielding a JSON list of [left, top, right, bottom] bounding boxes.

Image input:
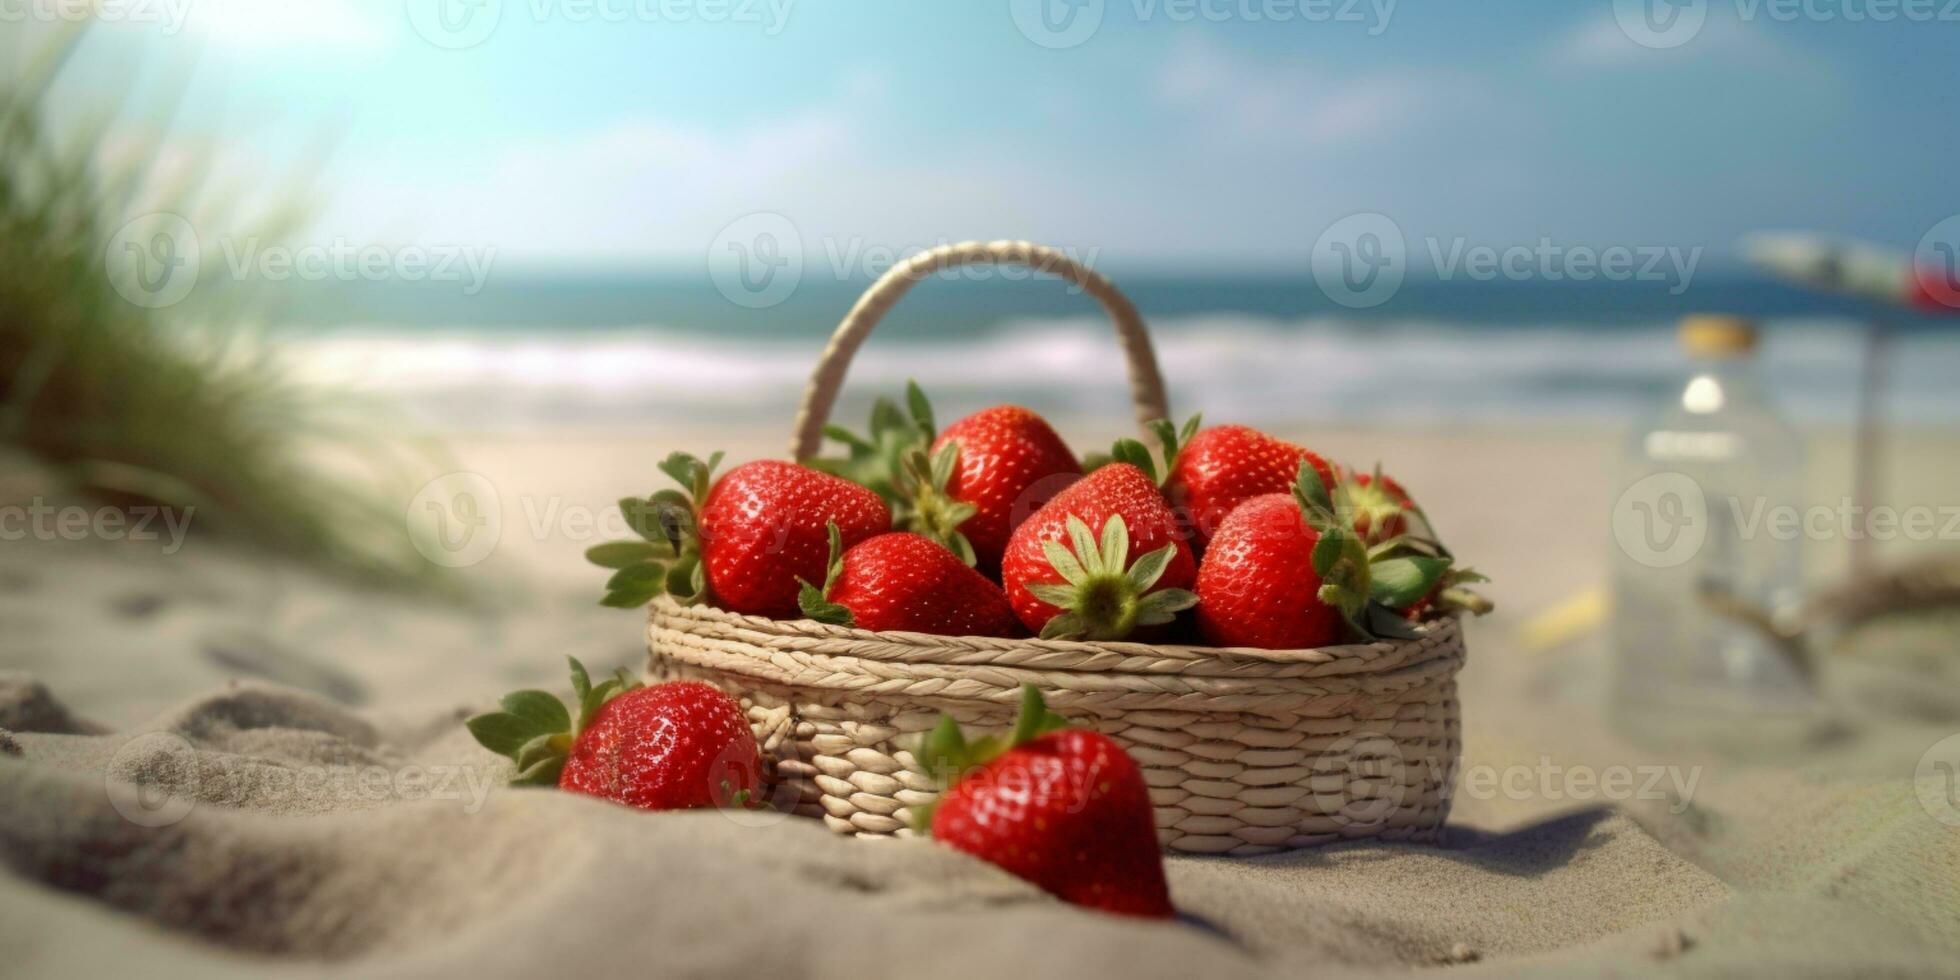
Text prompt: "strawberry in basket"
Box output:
[[467, 657, 761, 811], [820, 383, 1080, 573], [797, 526, 1020, 637], [1001, 419, 1201, 640], [916, 685, 1174, 919], [587, 452, 890, 618], [1167, 423, 1339, 550], [1193, 462, 1483, 649]]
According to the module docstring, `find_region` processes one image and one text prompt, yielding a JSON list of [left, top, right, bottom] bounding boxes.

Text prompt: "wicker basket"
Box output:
[[646, 240, 1465, 856]]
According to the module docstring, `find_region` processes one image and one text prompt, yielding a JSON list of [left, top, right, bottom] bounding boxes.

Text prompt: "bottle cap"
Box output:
[[1679, 314, 1758, 357]]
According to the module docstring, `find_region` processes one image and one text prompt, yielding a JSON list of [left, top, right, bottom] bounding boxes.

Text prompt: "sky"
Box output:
[[24, 0, 1960, 272]]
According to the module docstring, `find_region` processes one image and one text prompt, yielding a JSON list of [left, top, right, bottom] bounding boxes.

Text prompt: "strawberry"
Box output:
[[820, 384, 1079, 572], [922, 405, 1081, 571], [585, 451, 729, 610], [796, 527, 1020, 637], [467, 658, 761, 811], [696, 460, 892, 618], [999, 457, 1197, 640], [585, 454, 890, 618], [1167, 424, 1339, 550], [1194, 463, 1459, 649], [1346, 469, 1415, 546], [917, 685, 1174, 919]]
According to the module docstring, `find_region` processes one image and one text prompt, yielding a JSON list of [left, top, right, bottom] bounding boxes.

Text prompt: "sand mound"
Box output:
[[3, 676, 1952, 979]]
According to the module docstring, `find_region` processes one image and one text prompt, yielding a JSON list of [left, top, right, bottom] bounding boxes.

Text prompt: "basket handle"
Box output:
[[790, 240, 1171, 461]]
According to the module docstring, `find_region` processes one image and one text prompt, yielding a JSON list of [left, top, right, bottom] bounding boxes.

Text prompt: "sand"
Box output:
[[2, 427, 1957, 978]]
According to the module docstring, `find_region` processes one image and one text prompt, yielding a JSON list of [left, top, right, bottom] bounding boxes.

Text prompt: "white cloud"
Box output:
[[1157, 37, 1490, 148]]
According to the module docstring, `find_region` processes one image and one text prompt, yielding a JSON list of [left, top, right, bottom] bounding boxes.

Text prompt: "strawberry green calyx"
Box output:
[[814, 379, 936, 504], [1108, 413, 1202, 487], [465, 656, 642, 787], [586, 450, 722, 609], [912, 683, 1071, 832], [1292, 461, 1375, 635], [822, 382, 980, 566], [895, 442, 980, 566], [795, 522, 855, 626], [1026, 513, 1198, 641]]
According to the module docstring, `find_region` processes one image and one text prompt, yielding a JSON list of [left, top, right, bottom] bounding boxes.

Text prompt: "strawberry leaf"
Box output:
[[1369, 555, 1454, 610], [1125, 542, 1175, 592], [796, 577, 855, 626], [512, 755, 566, 787], [465, 712, 547, 757], [499, 690, 571, 735], [905, 379, 936, 441], [586, 541, 660, 569], [606, 562, 666, 592], [1008, 684, 1070, 746], [1110, 437, 1156, 483]]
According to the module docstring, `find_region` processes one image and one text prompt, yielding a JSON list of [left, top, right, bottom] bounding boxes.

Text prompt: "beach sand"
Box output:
[[2, 426, 1957, 978]]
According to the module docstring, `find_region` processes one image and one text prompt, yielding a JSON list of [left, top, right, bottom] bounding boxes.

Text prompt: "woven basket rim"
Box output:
[[647, 594, 1462, 675]]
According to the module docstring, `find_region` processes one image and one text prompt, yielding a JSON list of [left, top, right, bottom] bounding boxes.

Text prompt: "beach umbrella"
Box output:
[[1742, 233, 1960, 573]]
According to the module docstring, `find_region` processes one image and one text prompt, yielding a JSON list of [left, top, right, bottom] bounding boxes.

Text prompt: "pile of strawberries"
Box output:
[[587, 385, 1485, 649], [470, 388, 1487, 921]]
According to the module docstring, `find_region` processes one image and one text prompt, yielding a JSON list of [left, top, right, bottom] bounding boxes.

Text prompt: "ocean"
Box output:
[[264, 272, 1960, 433]]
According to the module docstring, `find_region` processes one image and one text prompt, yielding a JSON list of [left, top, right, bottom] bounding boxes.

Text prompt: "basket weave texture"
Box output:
[[643, 240, 1466, 855]]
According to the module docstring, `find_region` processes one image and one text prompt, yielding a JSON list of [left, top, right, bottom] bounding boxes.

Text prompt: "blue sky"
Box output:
[[34, 0, 1960, 270]]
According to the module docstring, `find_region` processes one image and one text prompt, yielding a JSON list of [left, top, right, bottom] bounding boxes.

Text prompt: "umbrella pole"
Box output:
[[1850, 314, 1890, 575]]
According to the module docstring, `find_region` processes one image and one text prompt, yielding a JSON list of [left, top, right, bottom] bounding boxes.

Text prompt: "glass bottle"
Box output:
[[1612, 315, 1810, 736]]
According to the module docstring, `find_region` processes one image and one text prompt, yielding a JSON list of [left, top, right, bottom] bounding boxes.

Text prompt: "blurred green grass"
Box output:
[[0, 28, 453, 593]]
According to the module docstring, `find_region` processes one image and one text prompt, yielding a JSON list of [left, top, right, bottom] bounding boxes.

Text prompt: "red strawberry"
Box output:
[[918, 685, 1173, 919], [1194, 464, 1457, 649], [467, 658, 761, 811], [999, 462, 1197, 639], [797, 529, 1020, 637], [698, 460, 891, 618], [819, 387, 1080, 573], [922, 405, 1081, 572], [1346, 470, 1415, 545], [1168, 424, 1338, 549]]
